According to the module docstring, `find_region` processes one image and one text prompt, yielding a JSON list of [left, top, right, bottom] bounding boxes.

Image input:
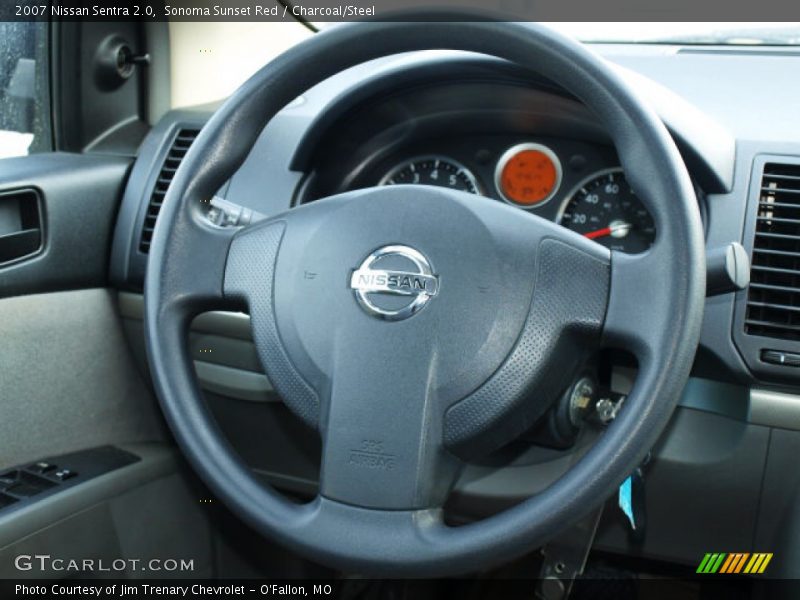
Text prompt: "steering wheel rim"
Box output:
[[144, 20, 705, 576]]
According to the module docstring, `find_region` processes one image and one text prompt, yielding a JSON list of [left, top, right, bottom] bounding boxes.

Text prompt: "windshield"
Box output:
[[169, 21, 800, 108], [545, 22, 800, 45], [313, 22, 800, 45]]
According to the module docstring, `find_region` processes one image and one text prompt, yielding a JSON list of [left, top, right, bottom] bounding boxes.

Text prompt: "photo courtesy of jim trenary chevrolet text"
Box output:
[[1, 0, 799, 598]]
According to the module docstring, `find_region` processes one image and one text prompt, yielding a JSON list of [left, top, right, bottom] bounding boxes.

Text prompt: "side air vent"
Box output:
[[745, 162, 800, 340], [138, 128, 200, 253]]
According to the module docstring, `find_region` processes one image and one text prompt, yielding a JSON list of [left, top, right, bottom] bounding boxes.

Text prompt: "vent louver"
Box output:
[[745, 162, 800, 340], [138, 128, 200, 253]]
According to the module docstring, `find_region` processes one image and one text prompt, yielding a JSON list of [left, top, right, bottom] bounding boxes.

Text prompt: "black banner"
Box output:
[[4, 578, 800, 600], [3, 0, 800, 22]]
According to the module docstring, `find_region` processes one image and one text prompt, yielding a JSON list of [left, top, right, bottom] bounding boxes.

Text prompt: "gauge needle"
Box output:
[[584, 221, 631, 240], [584, 226, 612, 240]]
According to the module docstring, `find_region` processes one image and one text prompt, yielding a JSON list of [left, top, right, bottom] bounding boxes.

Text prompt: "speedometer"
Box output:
[[558, 169, 655, 254], [379, 156, 481, 195]]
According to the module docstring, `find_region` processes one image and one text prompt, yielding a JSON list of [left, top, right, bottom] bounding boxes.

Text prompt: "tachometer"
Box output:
[[558, 169, 655, 254], [379, 156, 480, 194]]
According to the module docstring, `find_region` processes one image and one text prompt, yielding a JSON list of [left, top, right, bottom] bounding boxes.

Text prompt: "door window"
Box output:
[[0, 22, 50, 159]]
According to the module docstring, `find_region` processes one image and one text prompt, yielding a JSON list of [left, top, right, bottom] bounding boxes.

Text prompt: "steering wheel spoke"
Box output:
[[149, 204, 237, 320], [222, 217, 322, 428], [289, 497, 450, 576], [602, 247, 678, 363], [439, 222, 611, 459], [318, 346, 461, 511]]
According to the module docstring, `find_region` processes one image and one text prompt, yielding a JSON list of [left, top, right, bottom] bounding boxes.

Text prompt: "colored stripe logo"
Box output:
[[697, 553, 773, 574]]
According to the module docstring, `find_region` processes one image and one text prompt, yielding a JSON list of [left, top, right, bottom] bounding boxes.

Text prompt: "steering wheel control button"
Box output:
[[205, 195, 264, 228], [349, 245, 439, 321]]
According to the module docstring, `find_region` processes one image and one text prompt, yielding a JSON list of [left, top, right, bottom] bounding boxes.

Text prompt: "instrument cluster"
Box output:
[[372, 137, 655, 254]]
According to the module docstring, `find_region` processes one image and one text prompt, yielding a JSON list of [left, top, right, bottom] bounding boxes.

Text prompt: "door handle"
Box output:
[[0, 188, 43, 266]]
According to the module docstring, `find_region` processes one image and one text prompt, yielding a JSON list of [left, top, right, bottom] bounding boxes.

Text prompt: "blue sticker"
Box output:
[[618, 476, 636, 530]]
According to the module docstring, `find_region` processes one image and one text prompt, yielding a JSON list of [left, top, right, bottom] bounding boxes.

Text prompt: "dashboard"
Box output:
[[108, 44, 800, 568], [112, 48, 800, 385]]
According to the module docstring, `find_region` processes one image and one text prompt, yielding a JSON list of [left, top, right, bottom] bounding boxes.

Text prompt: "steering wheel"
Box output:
[[144, 21, 705, 576]]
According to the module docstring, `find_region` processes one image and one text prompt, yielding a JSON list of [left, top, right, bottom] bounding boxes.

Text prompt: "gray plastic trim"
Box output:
[[194, 360, 274, 403], [119, 290, 252, 340], [750, 388, 800, 431], [119, 291, 271, 401]]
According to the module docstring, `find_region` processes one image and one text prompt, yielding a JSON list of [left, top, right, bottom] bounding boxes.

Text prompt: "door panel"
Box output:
[[0, 288, 166, 468], [0, 149, 220, 576], [0, 153, 129, 299]]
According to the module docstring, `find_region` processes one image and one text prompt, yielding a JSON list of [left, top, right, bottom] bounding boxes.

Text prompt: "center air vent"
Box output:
[[138, 128, 200, 253], [745, 162, 800, 340]]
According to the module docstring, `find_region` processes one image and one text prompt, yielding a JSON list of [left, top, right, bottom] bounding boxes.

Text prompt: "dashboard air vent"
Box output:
[[138, 128, 200, 253], [745, 162, 800, 340]]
